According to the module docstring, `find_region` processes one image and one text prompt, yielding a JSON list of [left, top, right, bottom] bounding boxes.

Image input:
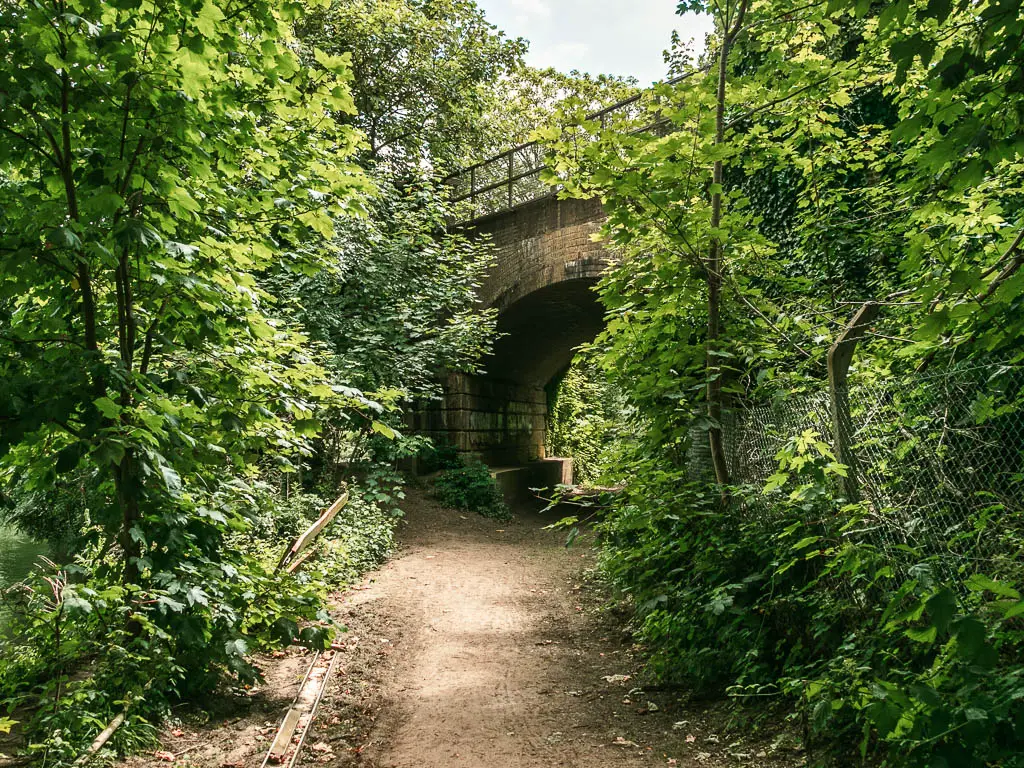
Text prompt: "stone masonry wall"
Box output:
[[473, 195, 608, 312], [414, 373, 547, 466]]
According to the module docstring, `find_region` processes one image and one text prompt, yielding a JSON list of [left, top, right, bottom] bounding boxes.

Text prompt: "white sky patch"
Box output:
[[534, 40, 591, 70], [508, 0, 551, 20], [477, 0, 713, 83]]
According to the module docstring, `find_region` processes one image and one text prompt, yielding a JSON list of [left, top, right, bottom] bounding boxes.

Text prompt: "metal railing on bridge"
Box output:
[[444, 73, 694, 225]]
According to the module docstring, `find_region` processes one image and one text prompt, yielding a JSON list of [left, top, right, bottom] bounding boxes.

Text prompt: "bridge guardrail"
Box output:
[[445, 72, 695, 225]]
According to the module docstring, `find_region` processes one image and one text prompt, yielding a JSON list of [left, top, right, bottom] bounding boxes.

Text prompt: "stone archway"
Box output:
[[416, 195, 611, 468]]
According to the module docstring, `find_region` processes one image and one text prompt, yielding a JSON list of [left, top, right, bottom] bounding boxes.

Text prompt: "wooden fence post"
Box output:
[[828, 302, 880, 501]]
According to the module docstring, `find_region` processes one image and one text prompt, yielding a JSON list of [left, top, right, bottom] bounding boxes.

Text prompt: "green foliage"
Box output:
[[596, 426, 1024, 765], [416, 437, 464, 475], [247, 470, 401, 587], [272, 176, 497, 401], [0, 542, 331, 762], [316, 480, 401, 585], [0, 468, 405, 762], [0, 0, 371, 602], [0, 0, 393, 760], [433, 459, 509, 520], [477, 66, 638, 158], [546, 351, 628, 485], [249, 490, 333, 540], [537, 0, 1024, 764], [296, 0, 526, 170], [2, 470, 97, 556]]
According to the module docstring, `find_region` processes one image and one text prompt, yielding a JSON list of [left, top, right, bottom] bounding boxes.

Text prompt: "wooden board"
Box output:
[[276, 491, 349, 571], [267, 708, 302, 764], [291, 492, 349, 558]]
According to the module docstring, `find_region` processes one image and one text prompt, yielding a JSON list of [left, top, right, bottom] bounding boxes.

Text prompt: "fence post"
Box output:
[[508, 152, 514, 210], [469, 166, 476, 219], [828, 302, 880, 501]]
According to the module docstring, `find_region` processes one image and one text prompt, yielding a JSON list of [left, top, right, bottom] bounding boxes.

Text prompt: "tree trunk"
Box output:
[[116, 450, 142, 587], [705, 0, 747, 497]]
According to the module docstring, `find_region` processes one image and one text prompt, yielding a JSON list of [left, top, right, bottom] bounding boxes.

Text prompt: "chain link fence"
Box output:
[[687, 364, 1024, 586]]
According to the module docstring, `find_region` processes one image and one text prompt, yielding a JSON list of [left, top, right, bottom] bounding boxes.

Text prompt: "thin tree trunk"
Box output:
[[116, 452, 142, 587], [706, 0, 748, 497], [56, 15, 99, 357]]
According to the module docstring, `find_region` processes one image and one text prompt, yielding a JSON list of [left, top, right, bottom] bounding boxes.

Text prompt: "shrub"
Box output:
[[546, 352, 627, 485], [597, 431, 1024, 765], [416, 437, 463, 474], [0, 466, 405, 766], [317, 477, 401, 585], [433, 461, 509, 519]]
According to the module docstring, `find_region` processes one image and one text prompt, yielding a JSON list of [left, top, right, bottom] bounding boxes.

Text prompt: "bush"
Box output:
[[597, 432, 1024, 766], [433, 460, 509, 519], [0, 466, 406, 766], [0, 542, 331, 765], [247, 490, 329, 542], [245, 469, 402, 588], [317, 473, 401, 585], [416, 437, 463, 474], [3, 470, 103, 557]]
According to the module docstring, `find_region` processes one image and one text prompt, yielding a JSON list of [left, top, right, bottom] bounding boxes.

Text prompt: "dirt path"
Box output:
[[302, 492, 802, 768], [126, 491, 803, 768]]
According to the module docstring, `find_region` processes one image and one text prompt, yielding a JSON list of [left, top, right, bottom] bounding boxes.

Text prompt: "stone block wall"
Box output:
[[473, 195, 608, 312], [413, 372, 547, 466]]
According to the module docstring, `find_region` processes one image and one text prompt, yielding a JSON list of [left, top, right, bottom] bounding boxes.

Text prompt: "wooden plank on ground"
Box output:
[[266, 708, 302, 764], [261, 649, 340, 768]]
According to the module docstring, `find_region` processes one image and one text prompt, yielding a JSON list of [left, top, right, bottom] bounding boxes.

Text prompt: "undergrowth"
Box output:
[[433, 461, 509, 519], [0, 465, 404, 766], [597, 434, 1024, 767], [422, 442, 509, 519]]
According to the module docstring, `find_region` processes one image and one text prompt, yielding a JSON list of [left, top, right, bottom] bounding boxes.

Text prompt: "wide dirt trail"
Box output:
[[122, 492, 800, 768], [309, 493, 799, 768], [341, 494, 619, 767]]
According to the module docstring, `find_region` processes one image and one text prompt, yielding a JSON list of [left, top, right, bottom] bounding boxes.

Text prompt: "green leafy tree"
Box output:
[[287, 1, 510, 466], [273, 177, 496, 400], [296, 0, 526, 170], [0, 0, 368, 675], [476, 65, 638, 157]]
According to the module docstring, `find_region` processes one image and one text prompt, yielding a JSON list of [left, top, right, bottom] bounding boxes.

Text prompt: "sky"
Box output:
[[474, 0, 714, 85]]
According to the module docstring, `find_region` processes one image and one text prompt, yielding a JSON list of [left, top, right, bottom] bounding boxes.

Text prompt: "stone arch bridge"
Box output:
[[414, 139, 617, 477], [411, 81, 680, 480]]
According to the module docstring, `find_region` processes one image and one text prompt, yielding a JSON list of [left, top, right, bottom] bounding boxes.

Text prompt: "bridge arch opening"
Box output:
[[484, 278, 604, 387]]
